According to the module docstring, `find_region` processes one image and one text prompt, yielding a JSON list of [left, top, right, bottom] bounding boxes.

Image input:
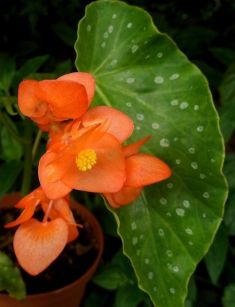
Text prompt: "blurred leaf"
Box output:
[[0, 54, 16, 93], [219, 62, 235, 142], [0, 252, 26, 300], [83, 288, 109, 307], [175, 26, 217, 57], [13, 55, 49, 87], [205, 225, 228, 284], [0, 161, 22, 198], [53, 22, 76, 46], [114, 284, 145, 307], [224, 154, 235, 191], [93, 250, 137, 290], [54, 59, 73, 76], [185, 276, 197, 306], [210, 48, 235, 67], [1, 126, 23, 161], [224, 191, 235, 235], [76, 2, 227, 306], [222, 284, 235, 307], [93, 265, 129, 290]]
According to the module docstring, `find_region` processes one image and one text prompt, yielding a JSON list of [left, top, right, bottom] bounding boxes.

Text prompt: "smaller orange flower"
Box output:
[[18, 72, 95, 130], [104, 136, 172, 208], [5, 187, 80, 275]]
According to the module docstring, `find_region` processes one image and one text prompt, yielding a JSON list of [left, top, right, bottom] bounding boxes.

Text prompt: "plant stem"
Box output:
[[21, 119, 33, 196], [32, 129, 43, 160]]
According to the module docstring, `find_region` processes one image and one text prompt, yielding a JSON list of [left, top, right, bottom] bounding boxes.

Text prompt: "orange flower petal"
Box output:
[[125, 153, 172, 187], [14, 218, 68, 275], [38, 152, 72, 199], [42, 199, 79, 243], [58, 72, 95, 106], [39, 80, 88, 119], [62, 133, 126, 193], [105, 186, 142, 208], [5, 202, 38, 228], [18, 80, 47, 118], [123, 135, 151, 157], [82, 106, 134, 142]]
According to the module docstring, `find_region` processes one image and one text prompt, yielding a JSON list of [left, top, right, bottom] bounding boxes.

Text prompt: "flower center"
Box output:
[[75, 149, 97, 172]]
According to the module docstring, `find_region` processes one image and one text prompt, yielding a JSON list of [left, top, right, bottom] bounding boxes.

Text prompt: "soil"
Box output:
[[0, 207, 99, 295]]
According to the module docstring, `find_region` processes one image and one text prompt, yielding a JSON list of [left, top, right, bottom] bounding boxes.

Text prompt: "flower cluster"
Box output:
[[6, 72, 171, 275]]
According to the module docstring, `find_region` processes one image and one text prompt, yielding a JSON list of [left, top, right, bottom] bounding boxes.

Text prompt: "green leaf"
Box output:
[[93, 250, 137, 290], [0, 161, 22, 198], [114, 284, 145, 307], [1, 126, 23, 161], [75, 1, 227, 306], [93, 265, 128, 290], [222, 284, 235, 307], [219, 62, 235, 142], [0, 54, 15, 93], [204, 225, 228, 284], [0, 252, 26, 300], [210, 47, 235, 67], [13, 55, 49, 87]]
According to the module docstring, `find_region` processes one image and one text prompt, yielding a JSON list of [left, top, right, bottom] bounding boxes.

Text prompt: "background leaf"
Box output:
[[219, 62, 235, 142], [222, 284, 235, 307], [1, 126, 23, 161], [0, 161, 22, 198], [0, 54, 15, 94], [75, 1, 227, 306], [204, 225, 228, 284], [0, 252, 26, 300]]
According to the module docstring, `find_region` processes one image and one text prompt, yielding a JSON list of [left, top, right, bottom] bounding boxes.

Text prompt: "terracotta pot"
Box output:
[[0, 193, 104, 307]]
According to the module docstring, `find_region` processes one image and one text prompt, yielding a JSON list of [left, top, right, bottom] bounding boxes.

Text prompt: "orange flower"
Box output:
[[104, 136, 172, 208], [38, 106, 134, 199], [5, 188, 79, 275], [18, 72, 95, 130]]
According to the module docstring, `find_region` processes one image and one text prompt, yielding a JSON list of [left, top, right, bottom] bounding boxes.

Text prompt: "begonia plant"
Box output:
[[0, 1, 228, 307]]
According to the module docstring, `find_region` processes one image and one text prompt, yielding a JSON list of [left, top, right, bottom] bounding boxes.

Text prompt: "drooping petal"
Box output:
[[18, 80, 47, 118], [5, 202, 38, 228], [14, 218, 68, 275], [15, 187, 46, 209], [58, 72, 95, 106], [39, 80, 88, 119], [82, 106, 134, 142], [125, 153, 172, 187], [105, 186, 142, 208], [123, 135, 151, 157], [62, 133, 126, 193], [38, 152, 72, 199]]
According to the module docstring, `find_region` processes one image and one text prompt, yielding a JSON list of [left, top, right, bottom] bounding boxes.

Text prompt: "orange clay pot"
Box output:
[[0, 193, 104, 307]]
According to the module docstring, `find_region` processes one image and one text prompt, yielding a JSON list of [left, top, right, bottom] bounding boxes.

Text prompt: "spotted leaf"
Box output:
[[75, 1, 227, 306]]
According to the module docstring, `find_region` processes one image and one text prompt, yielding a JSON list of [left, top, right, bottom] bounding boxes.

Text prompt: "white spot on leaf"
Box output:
[[131, 45, 139, 53], [180, 102, 189, 109], [154, 76, 164, 84], [191, 162, 198, 169], [151, 122, 160, 130], [176, 208, 185, 216], [136, 114, 144, 121], [160, 138, 170, 147], [169, 73, 180, 80]]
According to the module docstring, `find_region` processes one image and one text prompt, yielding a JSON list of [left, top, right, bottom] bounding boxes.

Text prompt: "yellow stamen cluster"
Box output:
[[75, 149, 97, 172]]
